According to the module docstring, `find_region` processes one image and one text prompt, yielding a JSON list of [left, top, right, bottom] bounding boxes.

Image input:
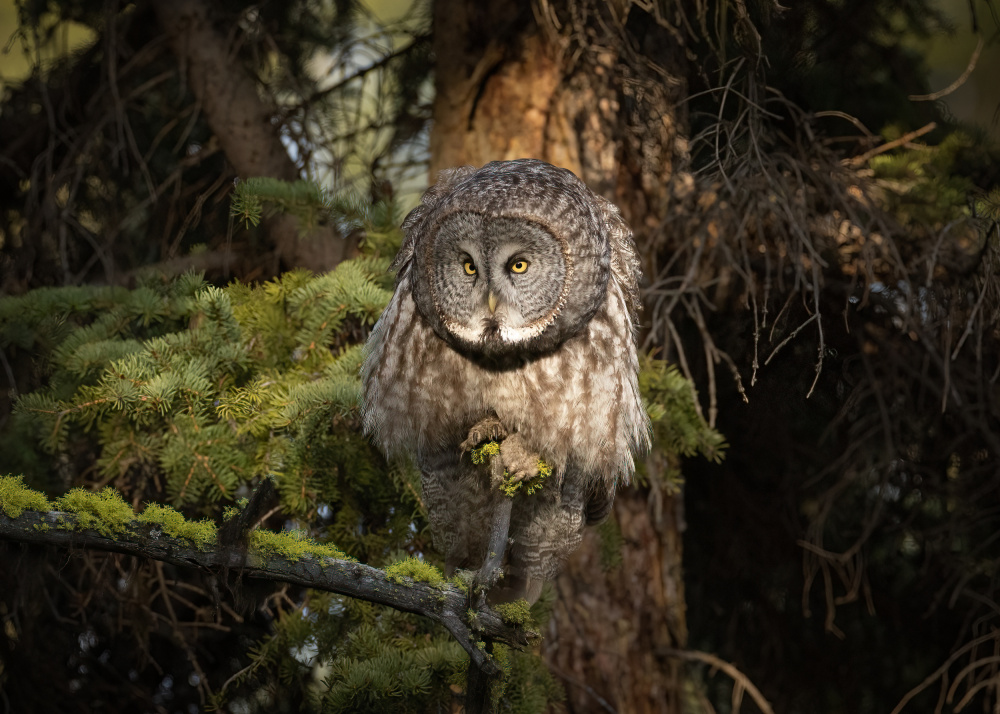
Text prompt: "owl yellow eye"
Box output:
[[509, 260, 529, 274], [463, 261, 477, 276]]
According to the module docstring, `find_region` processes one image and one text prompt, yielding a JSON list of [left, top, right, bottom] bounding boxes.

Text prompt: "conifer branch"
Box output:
[[0, 509, 530, 676]]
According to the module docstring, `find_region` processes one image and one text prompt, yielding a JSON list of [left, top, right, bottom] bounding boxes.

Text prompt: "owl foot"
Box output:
[[499, 433, 541, 484], [460, 415, 509, 453]]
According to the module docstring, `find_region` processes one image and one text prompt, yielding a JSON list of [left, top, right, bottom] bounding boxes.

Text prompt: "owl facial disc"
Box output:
[[407, 159, 612, 363], [427, 212, 569, 355]]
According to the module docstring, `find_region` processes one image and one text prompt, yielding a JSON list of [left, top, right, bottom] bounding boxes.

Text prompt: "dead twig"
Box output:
[[662, 648, 775, 714], [847, 122, 937, 168], [909, 37, 984, 102]]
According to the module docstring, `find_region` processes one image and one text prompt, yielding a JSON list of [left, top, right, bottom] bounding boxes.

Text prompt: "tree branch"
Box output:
[[0, 508, 532, 677], [153, 0, 355, 271]]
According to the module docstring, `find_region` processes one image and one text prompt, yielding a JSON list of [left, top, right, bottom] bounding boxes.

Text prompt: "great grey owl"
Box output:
[[361, 159, 651, 603]]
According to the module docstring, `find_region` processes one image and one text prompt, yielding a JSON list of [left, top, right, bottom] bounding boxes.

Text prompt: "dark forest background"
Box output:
[[1, 0, 999, 712]]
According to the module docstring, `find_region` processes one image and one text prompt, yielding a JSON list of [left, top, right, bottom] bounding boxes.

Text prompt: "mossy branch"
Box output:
[[0, 507, 530, 677]]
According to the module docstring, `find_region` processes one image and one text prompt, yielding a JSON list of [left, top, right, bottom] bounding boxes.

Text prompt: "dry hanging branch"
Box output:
[[661, 648, 776, 714]]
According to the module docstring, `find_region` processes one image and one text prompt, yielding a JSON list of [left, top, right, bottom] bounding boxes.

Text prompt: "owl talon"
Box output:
[[499, 434, 541, 485], [505, 469, 534, 484], [460, 415, 509, 453]]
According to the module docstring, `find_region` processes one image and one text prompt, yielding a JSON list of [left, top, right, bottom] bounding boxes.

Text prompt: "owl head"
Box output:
[[397, 159, 617, 363]]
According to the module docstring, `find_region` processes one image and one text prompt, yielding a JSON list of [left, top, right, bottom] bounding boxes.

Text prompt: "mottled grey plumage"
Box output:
[[361, 159, 650, 602]]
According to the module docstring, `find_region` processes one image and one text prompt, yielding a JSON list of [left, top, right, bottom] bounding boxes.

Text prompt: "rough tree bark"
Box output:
[[154, 0, 354, 272], [431, 1, 691, 710]]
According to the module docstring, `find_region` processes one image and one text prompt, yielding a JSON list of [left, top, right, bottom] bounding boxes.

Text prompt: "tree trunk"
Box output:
[[546, 478, 688, 713], [431, 1, 691, 710], [154, 0, 354, 272]]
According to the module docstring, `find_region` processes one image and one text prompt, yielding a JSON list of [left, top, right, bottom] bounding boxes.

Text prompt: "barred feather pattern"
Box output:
[[361, 159, 651, 595]]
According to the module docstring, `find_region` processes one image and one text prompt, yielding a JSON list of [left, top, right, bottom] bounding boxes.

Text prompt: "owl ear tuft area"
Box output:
[[391, 165, 480, 274]]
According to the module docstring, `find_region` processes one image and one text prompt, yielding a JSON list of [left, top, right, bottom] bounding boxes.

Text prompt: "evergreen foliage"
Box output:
[[230, 177, 406, 257], [0, 176, 723, 711], [640, 356, 727, 464], [869, 129, 981, 225], [6, 262, 393, 513]]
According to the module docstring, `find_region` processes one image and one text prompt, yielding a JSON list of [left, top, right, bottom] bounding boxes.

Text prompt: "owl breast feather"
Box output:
[[360, 274, 650, 487]]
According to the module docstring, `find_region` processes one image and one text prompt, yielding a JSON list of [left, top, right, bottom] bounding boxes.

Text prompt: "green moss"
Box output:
[[0, 475, 52, 518], [470, 441, 500, 465], [55, 487, 135, 537], [137, 502, 217, 549], [384, 556, 446, 587], [493, 599, 533, 627], [249, 528, 352, 563], [488, 643, 513, 705], [449, 573, 471, 594]]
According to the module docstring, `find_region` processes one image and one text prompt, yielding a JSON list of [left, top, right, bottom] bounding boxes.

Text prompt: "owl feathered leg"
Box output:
[[458, 416, 518, 602], [472, 478, 544, 606], [487, 575, 544, 605], [462, 421, 550, 604]]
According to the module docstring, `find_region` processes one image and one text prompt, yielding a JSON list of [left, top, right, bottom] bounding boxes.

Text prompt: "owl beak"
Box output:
[[488, 291, 498, 314]]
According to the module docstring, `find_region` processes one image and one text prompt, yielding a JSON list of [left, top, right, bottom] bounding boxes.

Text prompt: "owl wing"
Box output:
[[391, 165, 480, 274], [595, 194, 642, 325], [585, 481, 616, 525]]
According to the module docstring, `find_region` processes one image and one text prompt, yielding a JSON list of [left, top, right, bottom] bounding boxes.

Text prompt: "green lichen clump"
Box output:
[[55, 487, 135, 538], [249, 528, 353, 563], [493, 599, 533, 627], [137, 503, 217, 549], [0, 475, 52, 518], [384, 556, 446, 587], [470, 441, 501, 466], [470, 441, 553, 497]]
